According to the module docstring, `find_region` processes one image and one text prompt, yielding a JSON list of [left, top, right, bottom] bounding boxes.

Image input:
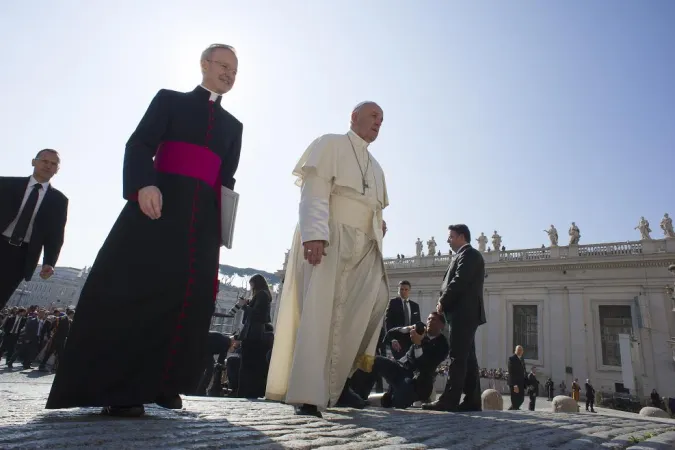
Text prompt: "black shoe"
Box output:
[[155, 394, 182, 409], [380, 392, 393, 408], [295, 404, 323, 418], [458, 401, 482, 412], [335, 386, 367, 409], [421, 400, 457, 412], [101, 405, 145, 417]]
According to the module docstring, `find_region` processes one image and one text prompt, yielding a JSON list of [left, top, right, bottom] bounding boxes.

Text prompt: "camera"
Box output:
[[414, 321, 426, 335]]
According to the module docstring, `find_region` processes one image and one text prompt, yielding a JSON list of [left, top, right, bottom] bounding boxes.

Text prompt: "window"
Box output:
[[513, 305, 538, 360], [599, 305, 632, 367]]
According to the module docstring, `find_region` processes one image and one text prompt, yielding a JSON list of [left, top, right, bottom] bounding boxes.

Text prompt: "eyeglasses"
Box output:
[[206, 59, 237, 75]]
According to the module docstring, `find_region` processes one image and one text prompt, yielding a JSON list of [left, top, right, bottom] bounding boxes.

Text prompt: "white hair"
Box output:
[[352, 101, 379, 114], [200, 44, 237, 62]]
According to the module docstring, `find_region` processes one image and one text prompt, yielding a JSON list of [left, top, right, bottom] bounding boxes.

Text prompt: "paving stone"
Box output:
[[0, 369, 674, 449]]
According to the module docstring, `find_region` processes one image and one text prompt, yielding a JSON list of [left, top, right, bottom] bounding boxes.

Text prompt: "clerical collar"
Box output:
[[197, 85, 223, 104], [29, 175, 50, 191], [347, 129, 369, 149]]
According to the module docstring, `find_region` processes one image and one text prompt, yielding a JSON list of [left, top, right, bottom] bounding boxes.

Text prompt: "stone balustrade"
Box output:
[[384, 238, 675, 269]]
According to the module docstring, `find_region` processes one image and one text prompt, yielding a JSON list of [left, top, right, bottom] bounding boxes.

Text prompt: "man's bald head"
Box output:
[[515, 345, 524, 357], [350, 101, 383, 144]]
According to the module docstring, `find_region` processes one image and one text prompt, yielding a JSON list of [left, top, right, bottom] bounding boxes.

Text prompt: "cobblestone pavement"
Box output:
[[1, 368, 674, 449]]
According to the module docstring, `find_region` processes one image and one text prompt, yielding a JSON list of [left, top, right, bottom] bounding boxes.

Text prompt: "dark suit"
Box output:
[[374, 331, 449, 409], [0, 176, 68, 309], [10, 315, 40, 368], [436, 244, 486, 409], [385, 297, 421, 359], [507, 354, 527, 410], [0, 315, 26, 362]]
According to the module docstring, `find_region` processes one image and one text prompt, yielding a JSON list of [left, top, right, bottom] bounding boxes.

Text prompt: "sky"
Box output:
[[1, 1, 674, 273]]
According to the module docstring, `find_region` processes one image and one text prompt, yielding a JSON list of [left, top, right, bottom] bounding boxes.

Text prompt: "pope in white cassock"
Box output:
[[266, 101, 390, 418]]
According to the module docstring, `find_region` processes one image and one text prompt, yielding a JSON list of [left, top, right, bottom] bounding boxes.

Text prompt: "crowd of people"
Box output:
[[0, 305, 73, 372]]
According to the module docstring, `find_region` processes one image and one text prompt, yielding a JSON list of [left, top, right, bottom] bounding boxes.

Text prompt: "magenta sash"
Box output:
[[154, 141, 221, 191]]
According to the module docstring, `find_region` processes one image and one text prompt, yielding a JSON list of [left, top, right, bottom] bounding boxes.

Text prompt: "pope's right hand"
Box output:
[[138, 186, 163, 220], [303, 240, 326, 265], [513, 385, 519, 394]]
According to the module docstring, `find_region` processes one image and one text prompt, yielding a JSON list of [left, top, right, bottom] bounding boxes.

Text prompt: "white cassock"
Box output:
[[266, 129, 390, 408]]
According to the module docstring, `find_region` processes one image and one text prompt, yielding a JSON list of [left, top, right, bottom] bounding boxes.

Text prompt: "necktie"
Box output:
[[403, 300, 410, 326], [11, 183, 42, 245], [11, 317, 22, 334]]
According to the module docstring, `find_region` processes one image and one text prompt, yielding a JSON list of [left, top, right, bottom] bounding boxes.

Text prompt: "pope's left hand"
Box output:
[[436, 302, 443, 314], [40, 265, 54, 280], [382, 220, 388, 237]]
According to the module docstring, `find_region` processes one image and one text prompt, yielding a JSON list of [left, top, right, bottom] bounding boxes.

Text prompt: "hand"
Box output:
[[138, 186, 163, 220], [303, 240, 327, 265], [513, 385, 519, 394], [382, 220, 388, 237], [436, 302, 443, 314], [391, 340, 401, 352], [40, 265, 54, 280], [237, 297, 247, 306], [410, 329, 423, 346]]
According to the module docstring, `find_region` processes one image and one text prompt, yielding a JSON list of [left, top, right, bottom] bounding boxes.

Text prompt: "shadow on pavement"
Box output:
[[0, 405, 287, 449], [325, 406, 675, 449]]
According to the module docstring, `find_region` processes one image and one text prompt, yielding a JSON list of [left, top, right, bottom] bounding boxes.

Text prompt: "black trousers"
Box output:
[[438, 323, 480, 408], [529, 393, 537, 411], [226, 356, 240, 391], [0, 333, 19, 362], [373, 355, 417, 409], [0, 239, 28, 310], [509, 387, 525, 410], [586, 396, 595, 411], [9, 339, 39, 368], [237, 340, 269, 398]]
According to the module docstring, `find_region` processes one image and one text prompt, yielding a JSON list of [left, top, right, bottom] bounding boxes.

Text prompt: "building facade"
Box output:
[[384, 238, 675, 399], [6, 266, 90, 310], [275, 238, 675, 399]]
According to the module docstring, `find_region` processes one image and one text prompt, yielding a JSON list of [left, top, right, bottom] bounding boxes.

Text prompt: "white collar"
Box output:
[[456, 243, 470, 254], [29, 175, 50, 191], [199, 84, 222, 102], [347, 129, 369, 149]]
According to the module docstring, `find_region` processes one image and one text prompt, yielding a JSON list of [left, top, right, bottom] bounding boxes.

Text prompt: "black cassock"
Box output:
[[46, 86, 242, 409]]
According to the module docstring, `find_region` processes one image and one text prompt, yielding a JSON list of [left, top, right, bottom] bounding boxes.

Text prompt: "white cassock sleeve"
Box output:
[[299, 172, 331, 245]]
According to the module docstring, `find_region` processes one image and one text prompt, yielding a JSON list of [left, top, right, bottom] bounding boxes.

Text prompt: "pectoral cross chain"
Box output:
[[347, 135, 371, 195]]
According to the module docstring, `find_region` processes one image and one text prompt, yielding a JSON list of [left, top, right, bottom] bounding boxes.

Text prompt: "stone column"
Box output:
[[548, 288, 567, 383], [567, 288, 588, 382], [486, 290, 505, 370]]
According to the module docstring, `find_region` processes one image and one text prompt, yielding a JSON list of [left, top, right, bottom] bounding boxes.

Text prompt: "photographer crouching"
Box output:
[[375, 312, 449, 409]]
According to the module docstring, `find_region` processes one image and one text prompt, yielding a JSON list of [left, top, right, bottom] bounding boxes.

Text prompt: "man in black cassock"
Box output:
[[46, 44, 243, 417]]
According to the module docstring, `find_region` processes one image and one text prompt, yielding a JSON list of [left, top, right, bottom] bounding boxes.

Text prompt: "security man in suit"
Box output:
[[0, 149, 68, 309], [507, 345, 527, 410], [423, 224, 486, 412], [384, 280, 421, 359]]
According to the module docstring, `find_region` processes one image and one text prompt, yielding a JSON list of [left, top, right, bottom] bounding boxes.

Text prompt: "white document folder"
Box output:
[[221, 187, 239, 249]]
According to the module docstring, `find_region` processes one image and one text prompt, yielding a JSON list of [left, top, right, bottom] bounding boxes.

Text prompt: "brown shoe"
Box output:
[[101, 405, 145, 417]]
